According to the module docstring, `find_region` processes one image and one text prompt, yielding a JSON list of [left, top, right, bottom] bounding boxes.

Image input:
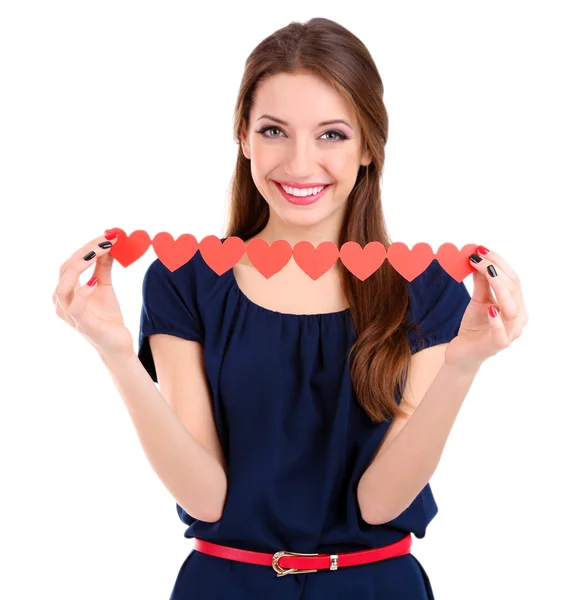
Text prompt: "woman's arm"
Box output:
[[357, 352, 480, 525], [100, 350, 227, 523]]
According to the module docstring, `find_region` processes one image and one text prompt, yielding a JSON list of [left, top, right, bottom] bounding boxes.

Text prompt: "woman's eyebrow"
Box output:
[[257, 114, 352, 128]]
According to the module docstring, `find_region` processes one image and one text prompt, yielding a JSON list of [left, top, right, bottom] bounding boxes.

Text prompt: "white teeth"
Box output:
[[280, 184, 326, 197]]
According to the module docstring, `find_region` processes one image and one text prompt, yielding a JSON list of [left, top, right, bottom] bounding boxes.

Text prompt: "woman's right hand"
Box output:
[[52, 231, 134, 359]]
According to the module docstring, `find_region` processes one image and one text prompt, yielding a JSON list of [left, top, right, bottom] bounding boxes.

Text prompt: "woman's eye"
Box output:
[[321, 130, 346, 141], [256, 126, 284, 138]]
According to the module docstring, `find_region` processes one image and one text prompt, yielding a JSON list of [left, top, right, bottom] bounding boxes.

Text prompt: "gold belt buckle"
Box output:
[[272, 550, 319, 577]]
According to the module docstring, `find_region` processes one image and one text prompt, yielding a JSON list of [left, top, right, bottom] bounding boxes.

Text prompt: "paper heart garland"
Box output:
[[106, 228, 478, 282]]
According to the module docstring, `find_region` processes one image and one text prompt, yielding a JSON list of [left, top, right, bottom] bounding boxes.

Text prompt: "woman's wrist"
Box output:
[[443, 354, 483, 378], [98, 347, 139, 369]]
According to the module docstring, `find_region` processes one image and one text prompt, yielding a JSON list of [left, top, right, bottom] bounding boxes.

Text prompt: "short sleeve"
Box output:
[[137, 257, 204, 382], [406, 259, 471, 354]]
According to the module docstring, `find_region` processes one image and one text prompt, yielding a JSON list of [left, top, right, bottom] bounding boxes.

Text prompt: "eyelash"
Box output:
[[256, 125, 350, 142]]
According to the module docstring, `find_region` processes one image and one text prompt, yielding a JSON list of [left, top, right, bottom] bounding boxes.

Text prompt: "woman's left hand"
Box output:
[[444, 246, 529, 372]]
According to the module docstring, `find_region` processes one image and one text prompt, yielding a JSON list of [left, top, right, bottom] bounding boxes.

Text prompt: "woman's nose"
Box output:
[[285, 139, 318, 175]]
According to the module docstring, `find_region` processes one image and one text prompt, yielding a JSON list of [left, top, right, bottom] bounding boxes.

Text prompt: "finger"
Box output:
[[470, 269, 496, 304], [67, 276, 103, 336], [55, 234, 119, 309], [475, 247, 521, 288], [91, 248, 115, 285], [480, 248, 528, 324], [488, 305, 510, 350], [469, 253, 518, 322], [58, 233, 119, 280], [55, 252, 99, 313]]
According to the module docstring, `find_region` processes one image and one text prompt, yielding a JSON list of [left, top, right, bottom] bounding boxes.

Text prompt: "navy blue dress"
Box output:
[[137, 240, 471, 599]]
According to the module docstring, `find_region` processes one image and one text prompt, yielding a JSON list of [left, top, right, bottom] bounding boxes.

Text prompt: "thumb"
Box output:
[[471, 269, 493, 304], [92, 250, 115, 285]]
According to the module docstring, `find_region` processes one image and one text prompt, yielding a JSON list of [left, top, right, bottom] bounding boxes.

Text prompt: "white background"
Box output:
[[1, 1, 574, 598]]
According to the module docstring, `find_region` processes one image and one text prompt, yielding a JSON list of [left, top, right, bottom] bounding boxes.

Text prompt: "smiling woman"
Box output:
[[134, 16, 474, 600], [103, 14, 523, 600]]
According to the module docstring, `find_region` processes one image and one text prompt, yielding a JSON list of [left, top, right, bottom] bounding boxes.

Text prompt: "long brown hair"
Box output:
[[225, 17, 419, 423]]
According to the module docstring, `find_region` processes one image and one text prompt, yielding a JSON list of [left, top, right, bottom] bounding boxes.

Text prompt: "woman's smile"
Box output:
[[273, 181, 333, 205]]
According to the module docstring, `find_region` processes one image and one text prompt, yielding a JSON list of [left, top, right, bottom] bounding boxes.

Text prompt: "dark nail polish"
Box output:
[[98, 241, 113, 249], [83, 250, 96, 261], [487, 265, 498, 277], [469, 253, 482, 263]]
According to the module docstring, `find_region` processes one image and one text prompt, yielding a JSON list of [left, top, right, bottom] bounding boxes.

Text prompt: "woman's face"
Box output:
[[241, 71, 371, 237]]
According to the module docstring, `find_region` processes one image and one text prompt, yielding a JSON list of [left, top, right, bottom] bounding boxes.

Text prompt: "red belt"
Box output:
[[193, 533, 412, 577]]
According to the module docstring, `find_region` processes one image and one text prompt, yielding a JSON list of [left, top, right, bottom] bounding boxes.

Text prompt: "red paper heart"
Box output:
[[199, 235, 246, 275], [109, 229, 151, 267], [339, 241, 387, 281], [436, 243, 478, 282], [386, 243, 434, 281], [292, 241, 339, 280], [246, 238, 293, 279], [152, 232, 198, 272]]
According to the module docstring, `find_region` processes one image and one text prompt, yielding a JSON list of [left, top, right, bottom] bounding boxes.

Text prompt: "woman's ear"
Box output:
[[240, 122, 251, 160]]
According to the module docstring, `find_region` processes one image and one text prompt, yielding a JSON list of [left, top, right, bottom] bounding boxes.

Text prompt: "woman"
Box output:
[[53, 17, 528, 600]]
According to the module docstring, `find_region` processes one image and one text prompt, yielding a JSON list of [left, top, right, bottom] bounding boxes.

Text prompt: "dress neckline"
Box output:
[[226, 268, 351, 318]]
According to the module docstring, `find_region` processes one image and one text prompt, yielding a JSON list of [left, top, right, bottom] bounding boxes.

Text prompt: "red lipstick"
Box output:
[[273, 181, 332, 206]]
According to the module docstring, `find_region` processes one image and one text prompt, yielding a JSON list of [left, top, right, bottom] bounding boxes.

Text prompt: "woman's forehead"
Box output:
[[251, 73, 357, 128]]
